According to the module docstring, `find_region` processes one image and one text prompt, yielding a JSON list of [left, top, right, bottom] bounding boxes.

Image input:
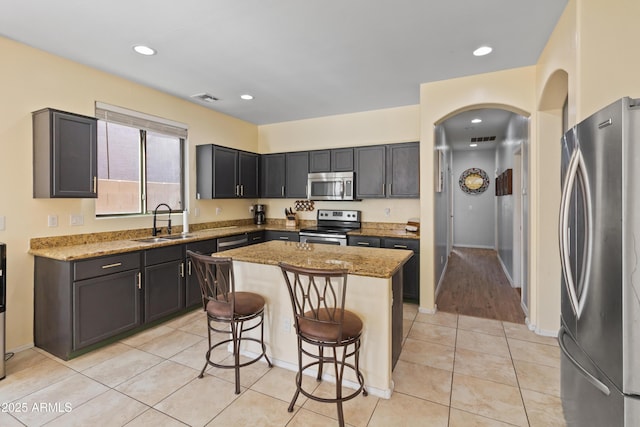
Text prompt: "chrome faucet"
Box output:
[[152, 203, 172, 236]]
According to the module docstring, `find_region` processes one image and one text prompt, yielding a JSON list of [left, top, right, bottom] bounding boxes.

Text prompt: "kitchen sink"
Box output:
[[132, 237, 170, 243], [161, 234, 194, 240]]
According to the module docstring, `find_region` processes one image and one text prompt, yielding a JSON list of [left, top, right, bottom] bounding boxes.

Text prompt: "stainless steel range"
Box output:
[[299, 209, 361, 246]]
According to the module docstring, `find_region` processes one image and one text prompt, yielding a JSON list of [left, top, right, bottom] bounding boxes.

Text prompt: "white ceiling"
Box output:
[[442, 108, 517, 151], [0, 0, 566, 126]]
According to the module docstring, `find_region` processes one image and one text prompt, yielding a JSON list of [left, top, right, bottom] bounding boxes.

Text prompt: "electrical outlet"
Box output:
[[281, 316, 291, 333], [48, 214, 58, 227], [384, 208, 391, 217], [216, 207, 222, 215], [194, 207, 200, 217], [70, 214, 84, 226]]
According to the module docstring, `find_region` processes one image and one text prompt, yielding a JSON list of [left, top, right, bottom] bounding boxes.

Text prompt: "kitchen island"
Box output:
[[212, 240, 413, 398]]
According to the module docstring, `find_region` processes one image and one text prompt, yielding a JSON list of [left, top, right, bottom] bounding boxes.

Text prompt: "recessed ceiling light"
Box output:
[[473, 46, 492, 56], [133, 45, 156, 56], [240, 94, 254, 100], [471, 118, 482, 124], [470, 143, 478, 147]]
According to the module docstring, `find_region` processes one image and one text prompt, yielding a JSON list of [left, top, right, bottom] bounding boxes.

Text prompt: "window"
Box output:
[[95, 103, 187, 216]]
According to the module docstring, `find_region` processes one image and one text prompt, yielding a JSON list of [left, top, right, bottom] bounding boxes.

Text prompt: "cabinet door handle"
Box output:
[[137, 272, 142, 289], [393, 244, 408, 249], [240, 185, 244, 196], [235, 185, 240, 196], [281, 186, 285, 197], [388, 183, 392, 195], [357, 242, 370, 246], [187, 260, 192, 276], [101, 262, 122, 269], [180, 262, 185, 278], [93, 176, 97, 193]]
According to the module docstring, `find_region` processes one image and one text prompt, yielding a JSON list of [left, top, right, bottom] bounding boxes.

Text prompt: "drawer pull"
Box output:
[[252, 236, 261, 241], [357, 242, 370, 246], [279, 236, 289, 240], [101, 262, 122, 269], [393, 244, 408, 249]]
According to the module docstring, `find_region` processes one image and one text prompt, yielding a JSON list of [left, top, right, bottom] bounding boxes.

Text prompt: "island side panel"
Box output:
[[232, 260, 394, 398]]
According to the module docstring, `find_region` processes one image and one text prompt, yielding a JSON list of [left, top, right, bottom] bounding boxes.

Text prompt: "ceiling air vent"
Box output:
[[191, 93, 219, 103], [470, 136, 497, 142]]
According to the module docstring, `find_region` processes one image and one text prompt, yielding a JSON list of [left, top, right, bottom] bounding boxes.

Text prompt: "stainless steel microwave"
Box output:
[[307, 172, 355, 201]]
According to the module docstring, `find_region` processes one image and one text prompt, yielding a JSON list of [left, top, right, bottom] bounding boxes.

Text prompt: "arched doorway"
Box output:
[[433, 105, 530, 322]]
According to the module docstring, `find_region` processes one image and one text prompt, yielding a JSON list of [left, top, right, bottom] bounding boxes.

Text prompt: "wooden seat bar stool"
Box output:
[[187, 250, 272, 394], [279, 262, 367, 426]]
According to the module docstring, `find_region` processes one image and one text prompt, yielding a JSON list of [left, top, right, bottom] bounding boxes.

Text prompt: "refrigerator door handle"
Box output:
[[558, 326, 610, 396], [559, 142, 593, 318]]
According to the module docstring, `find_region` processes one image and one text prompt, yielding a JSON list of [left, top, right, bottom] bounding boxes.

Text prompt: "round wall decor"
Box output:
[[459, 167, 490, 194]]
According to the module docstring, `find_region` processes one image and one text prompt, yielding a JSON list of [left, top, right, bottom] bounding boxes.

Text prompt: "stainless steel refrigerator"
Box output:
[[559, 97, 640, 426]]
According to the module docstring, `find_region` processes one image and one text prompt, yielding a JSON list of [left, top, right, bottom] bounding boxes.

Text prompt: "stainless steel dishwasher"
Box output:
[[216, 234, 248, 252]]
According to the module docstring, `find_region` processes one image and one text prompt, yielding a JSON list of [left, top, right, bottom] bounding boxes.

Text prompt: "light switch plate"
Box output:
[[70, 214, 84, 226], [48, 214, 58, 227]]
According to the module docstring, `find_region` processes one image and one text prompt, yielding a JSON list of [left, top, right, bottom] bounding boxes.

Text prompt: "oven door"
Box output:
[[299, 234, 346, 246]]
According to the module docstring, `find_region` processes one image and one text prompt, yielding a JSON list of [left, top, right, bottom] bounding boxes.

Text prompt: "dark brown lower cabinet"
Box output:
[[185, 239, 218, 308], [143, 245, 185, 323]]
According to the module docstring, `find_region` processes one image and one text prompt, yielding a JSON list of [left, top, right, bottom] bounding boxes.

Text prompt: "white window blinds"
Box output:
[[95, 102, 188, 139]]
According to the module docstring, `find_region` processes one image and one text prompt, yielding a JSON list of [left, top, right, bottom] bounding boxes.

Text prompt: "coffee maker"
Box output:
[[253, 204, 266, 225]]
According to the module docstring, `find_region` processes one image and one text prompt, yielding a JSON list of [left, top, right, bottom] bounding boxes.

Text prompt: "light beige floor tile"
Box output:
[[206, 389, 295, 426], [503, 321, 558, 346], [176, 317, 209, 337], [82, 348, 163, 387], [62, 342, 134, 372], [521, 389, 567, 427], [451, 373, 528, 427], [9, 373, 108, 427], [45, 389, 147, 427], [120, 325, 174, 347], [399, 337, 455, 371], [250, 365, 317, 405], [513, 358, 560, 397], [137, 329, 203, 359], [456, 329, 510, 357], [301, 381, 376, 427], [454, 347, 517, 387], [287, 408, 354, 427], [154, 375, 239, 426], [0, 357, 75, 403], [392, 360, 452, 405], [5, 348, 48, 375], [162, 309, 202, 329], [415, 311, 458, 328], [449, 408, 516, 426], [508, 338, 560, 368], [169, 337, 224, 371], [208, 354, 271, 389], [458, 315, 505, 337], [125, 408, 188, 426], [368, 392, 449, 427], [403, 303, 419, 321], [0, 412, 24, 427], [407, 321, 457, 347], [116, 360, 199, 406]]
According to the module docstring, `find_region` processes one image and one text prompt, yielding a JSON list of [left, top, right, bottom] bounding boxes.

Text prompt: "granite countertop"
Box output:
[[28, 224, 299, 261], [348, 228, 420, 239], [213, 240, 412, 278]]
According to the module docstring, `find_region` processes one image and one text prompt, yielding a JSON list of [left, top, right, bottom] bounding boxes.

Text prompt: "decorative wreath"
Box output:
[[459, 168, 490, 194]]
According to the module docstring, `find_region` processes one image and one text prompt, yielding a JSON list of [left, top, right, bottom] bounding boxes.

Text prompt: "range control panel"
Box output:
[[317, 209, 361, 222]]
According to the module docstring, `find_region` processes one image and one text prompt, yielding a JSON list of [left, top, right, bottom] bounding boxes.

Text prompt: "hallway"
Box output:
[[436, 247, 525, 324]]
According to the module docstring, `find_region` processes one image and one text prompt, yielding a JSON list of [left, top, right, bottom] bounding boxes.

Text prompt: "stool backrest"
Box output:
[[279, 262, 349, 339], [187, 250, 234, 312]]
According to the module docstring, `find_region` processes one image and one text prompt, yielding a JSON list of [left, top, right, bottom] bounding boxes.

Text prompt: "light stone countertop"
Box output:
[[212, 240, 413, 278]]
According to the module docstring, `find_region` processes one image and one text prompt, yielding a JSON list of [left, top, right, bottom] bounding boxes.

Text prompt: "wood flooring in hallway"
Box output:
[[436, 247, 526, 324]]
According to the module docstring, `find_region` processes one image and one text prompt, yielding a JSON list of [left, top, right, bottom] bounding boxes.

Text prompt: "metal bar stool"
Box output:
[[187, 250, 272, 394], [279, 262, 367, 426]]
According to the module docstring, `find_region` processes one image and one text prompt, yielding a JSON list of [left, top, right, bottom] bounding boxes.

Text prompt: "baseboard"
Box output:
[[454, 244, 495, 249], [520, 300, 529, 317], [524, 318, 559, 338], [435, 256, 449, 298], [418, 305, 437, 314], [496, 253, 514, 287], [7, 342, 34, 356]]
